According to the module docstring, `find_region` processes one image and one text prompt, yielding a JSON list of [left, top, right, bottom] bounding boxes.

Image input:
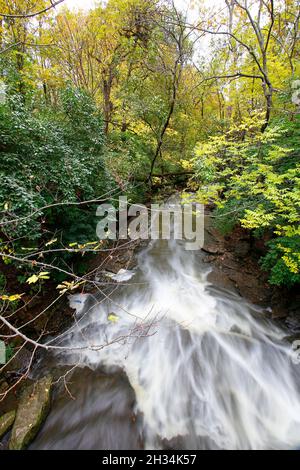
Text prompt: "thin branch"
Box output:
[[0, 41, 57, 54], [0, 313, 156, 353], [0, 186, 124, 227], [0, 41, 22, 54], [0, 0, 65, 19], [264, 0, 274, 53], [195, 72, 264, 89]]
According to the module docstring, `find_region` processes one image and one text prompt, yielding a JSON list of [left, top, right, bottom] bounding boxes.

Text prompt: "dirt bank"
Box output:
[[202, 210, 300, 331]]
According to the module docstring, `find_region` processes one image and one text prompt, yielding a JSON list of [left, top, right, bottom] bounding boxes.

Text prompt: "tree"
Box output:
[[0, 0, 65, 19], [190, 0, 299, 130]]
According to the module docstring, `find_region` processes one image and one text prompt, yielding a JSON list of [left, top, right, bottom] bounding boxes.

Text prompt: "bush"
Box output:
[[190, 115, 300, 286], [0, 88, 108, 244], [261, 237, 300, 286]]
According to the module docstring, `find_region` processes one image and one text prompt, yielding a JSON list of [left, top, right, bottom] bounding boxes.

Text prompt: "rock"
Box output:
[[0, 380, 9, 394], [224, 268, 271, 305], [271, 305, 288, 319], [5, 348, 32, 375], [207, 268, 237, 292], [203, 216, 224, 255], [0, 410, 16, 440], [202, 254, 218, 263], [285, 314, 300, 333], [234, 240, 250, 258], [202, 244, 224, 255], [9, 375, 52, 450]]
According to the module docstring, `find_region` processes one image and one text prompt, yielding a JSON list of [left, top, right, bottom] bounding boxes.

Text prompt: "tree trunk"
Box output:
[[103, 75, 113, 135], [261, 81, 273, 132], [148, 70, 180, 185]]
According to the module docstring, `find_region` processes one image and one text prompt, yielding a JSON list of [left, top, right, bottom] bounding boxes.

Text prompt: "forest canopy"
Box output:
[[0, 0, 299, 299]]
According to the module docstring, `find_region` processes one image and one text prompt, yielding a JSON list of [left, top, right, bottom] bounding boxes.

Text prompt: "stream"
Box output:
[[31, 210, 300, 450]]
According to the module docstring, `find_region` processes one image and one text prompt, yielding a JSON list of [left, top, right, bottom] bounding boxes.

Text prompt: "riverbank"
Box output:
[[203, 210, 300, 330], [0, 237, 143, 449]]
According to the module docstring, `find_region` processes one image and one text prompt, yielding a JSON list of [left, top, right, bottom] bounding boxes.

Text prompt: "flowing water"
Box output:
[[31, 213, 300, 450]]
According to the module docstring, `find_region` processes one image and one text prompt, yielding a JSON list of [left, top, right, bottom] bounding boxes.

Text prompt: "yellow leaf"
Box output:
[[0, 293, 24, 302], [107, 313, 119, 323], [26, 274, 39, 284], [39, 271, 50, 280], [27, 271, 50, 284], [45, 238, 57, 247]]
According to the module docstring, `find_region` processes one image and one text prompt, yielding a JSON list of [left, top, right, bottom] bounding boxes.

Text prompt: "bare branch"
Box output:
[[0, 0, 65, 19], [0, 186, 125, 227], [195, 72, 264, 89], [264, 0, 275, 53]]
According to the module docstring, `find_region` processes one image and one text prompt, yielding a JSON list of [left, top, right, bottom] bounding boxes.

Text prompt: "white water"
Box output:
[[45, 230, 300, 450]]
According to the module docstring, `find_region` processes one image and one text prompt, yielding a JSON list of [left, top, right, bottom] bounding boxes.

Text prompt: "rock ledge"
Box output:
[[9, 375, 52, 450]]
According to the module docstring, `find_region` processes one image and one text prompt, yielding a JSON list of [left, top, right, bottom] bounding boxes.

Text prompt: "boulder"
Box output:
[[0, 410, 16, 440], [207, 268, 237, 292], [9, 375, 52, 450], [271, 305, 288, 320], [233, 240, 250, 258], [227, 270, 271, 305], [202, 244, 224, 255]]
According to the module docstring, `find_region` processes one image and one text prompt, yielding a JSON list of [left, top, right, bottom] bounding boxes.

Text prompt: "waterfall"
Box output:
[[32, 231, 300, 450]]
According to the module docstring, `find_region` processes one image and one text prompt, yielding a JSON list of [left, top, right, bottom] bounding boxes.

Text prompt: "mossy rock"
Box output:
[[0, 410, 16, 440], [9, 375, 52, 450]]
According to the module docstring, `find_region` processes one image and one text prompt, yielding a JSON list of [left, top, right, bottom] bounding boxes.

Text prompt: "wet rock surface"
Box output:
[[9, 375, 52, 450], [0, 410, 16, 440], [30, 369, 142, 450]]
